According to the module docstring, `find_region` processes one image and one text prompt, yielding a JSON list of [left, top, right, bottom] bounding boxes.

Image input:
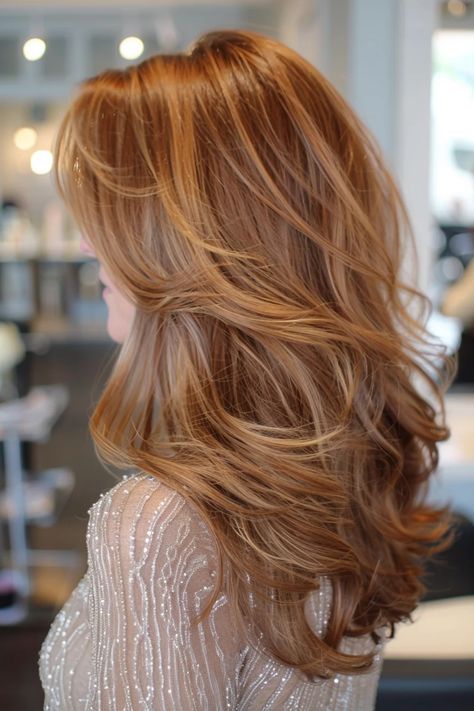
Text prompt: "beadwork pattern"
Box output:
[[39, 473, 386, 709]]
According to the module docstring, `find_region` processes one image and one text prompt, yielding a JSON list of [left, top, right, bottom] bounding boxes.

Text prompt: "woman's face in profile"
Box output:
[[79, 237, 135, 343]]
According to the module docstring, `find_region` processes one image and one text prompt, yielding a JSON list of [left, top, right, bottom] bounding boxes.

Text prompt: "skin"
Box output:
[[79, 237, 136, 343]]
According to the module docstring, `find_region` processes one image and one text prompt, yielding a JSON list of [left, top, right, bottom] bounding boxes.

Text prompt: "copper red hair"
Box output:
[[54, 29, 454, 678]]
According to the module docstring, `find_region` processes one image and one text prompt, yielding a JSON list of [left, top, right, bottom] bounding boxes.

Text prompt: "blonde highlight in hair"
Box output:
[[54, 29, 454, 678]]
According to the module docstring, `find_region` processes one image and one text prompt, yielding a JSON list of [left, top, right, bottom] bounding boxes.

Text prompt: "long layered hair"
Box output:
[[54, 29, 454, 678]]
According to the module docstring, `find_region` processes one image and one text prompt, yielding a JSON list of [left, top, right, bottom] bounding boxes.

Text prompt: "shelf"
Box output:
[[30, 315, 108, 342], [0, 467, 74, 526], [0, 250, 91, 264]]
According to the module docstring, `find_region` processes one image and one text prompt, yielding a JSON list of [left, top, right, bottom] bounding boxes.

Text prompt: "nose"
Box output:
[[79, 236, 95, 257]]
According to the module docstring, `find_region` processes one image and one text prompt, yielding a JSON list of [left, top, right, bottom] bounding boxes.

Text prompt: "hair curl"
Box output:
[[54, 29, 455, 679]]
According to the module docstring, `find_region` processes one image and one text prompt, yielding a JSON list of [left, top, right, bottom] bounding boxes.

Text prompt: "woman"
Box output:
[[39, 29, 453, 710]]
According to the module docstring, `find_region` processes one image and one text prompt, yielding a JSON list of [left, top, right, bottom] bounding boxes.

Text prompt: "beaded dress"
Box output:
[[39, 472, 386, 709]]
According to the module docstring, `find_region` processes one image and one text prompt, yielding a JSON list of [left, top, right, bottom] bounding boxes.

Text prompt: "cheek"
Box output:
[[104, 290, 136, 343]]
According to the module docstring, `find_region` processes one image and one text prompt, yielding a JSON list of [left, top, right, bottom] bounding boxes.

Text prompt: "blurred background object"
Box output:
[[0, 1, 472, 710], [0, 321, 25, 400]]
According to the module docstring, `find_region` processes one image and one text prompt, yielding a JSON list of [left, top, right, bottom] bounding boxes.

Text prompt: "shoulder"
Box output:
[[88, 472, 183, 524], [86, 472, 218, 571]]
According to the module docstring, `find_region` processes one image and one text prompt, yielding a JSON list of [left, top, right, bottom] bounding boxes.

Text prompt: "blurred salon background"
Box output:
[[0, 1, 473, 709]]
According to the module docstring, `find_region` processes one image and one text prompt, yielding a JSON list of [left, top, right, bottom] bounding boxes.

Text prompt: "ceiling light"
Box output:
[[13, 127, 38, 151], [447, 0, 468, 16], [31, 150, 53, 175], [23, 37, 47, 61], [119, 36, 144, 61]]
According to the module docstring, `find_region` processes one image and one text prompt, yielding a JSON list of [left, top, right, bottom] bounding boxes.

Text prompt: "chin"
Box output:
[[103, 291, 136, 343], [106, 319, 128, 344]]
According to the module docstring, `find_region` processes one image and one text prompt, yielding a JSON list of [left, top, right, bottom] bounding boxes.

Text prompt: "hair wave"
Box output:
[[54, 29, 454, 678]]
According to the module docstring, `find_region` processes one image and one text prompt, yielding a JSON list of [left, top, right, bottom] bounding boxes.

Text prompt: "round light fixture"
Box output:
[[447, 0, 467, 16], [23, 37, 47, 61], [119, 36, 144, 60], [31, 150, 53, 175], [13, 127, 38, 151]]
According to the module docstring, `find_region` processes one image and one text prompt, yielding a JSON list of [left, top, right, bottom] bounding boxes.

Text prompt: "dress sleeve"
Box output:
[[84, 474, 240, 710]]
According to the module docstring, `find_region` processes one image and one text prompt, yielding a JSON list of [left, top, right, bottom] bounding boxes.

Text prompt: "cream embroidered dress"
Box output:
[[39, 473, 386, 709]]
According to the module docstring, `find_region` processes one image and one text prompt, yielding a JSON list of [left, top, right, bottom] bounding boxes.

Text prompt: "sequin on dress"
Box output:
[[39, 473, 386, 709]]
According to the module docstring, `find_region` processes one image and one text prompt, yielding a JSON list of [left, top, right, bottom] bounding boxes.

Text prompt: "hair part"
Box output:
[[54, 29, 455, 679]]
